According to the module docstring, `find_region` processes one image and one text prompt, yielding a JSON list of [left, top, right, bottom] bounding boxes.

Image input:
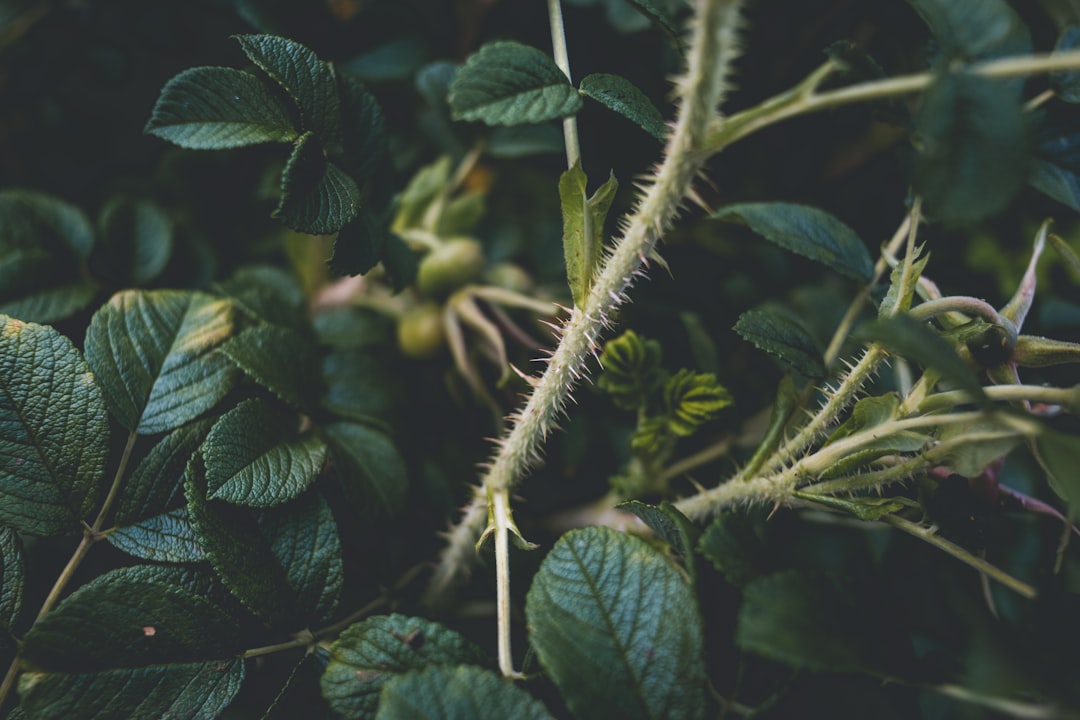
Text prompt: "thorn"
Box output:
[[509, 363, 540, 387], [766, 501, 782, 521]]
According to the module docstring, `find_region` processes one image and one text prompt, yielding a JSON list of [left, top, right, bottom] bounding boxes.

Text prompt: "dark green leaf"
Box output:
[[321, 614, 487, 718], [215, 265, 306, 330], [618, 500, 698, 581], [377, 665, 553, 720], [185, 453, 300, 626], [203, 398, 326, 507], [698, 512, 767, 587], [625, 0, 684, 51], [856, 314, 986, 402], [259, 490, 342, 622], [275, 131, 362, 234], [0, 189, 94, 259], [662, 369, 733, 436], [734, 308, 826, 379], [20, 565, 243, 720], [234, 34, 342, 151], [736, 571, 873, 673], [913, 72, 1029, 223], [449, 41, 583, 126], [560, 162, 618, 308], [0, 277, 96, 328], [331, 208, 385, 277], [321, 347, 399, 424], [907, 0, 1031, 61], [107, 507, 205, 563], [115, 418, 214, 526], [711, 203, 873, 282], [1051, 27, 1080, 103], [85, 290, 236, 434], [526, 527, 706, 720], [338, 74, 387, 181], [145, 66, 298, 149], [936, 416, 1023, 477], [323, 422, 408, 517], [380, 233, 420, 293], [344, 35, 428, 83], [218, 324, 317, 410], [0, 526, 25, 637], [93, 197, 173, 286], [1029, 117, 1080, 213], [487, 124, 564, 158], [1033, 430, 1080, 520], [0, 317, 108, 535], [579, 73, 666, 141]]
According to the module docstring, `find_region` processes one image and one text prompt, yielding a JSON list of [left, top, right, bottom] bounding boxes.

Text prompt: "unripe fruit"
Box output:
[[417, 238, 485, 298], [484, 262, 533, 294], [397, 303, 446, 359]]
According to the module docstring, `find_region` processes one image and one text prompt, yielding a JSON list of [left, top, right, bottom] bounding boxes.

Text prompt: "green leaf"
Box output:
[[338, 73, 387, 181], [526, 527, 706, 720], [579, 73, 666, 141], [793, 491, 911, 521], [234, 34, 342, 151], [0, 526, 25, 639], [203, 399, 327, 507], [274, 131, 362, 234], [85, 290, 236, 434], [856, 314, 986, 402], [698, 512, 767, 588], [1033, 430, 1080, 520], [663, 369, 733, 436], [559, 162, 618, 308], [1051, 27, 1080, 103], [377, 665, 554, 720], [617, 500, 698, 582], [734, 307, 826, 379], [0, 317, 108, 535], [449, 41, 583, 126], [320, 614, 487, 718], [487, 124, 564, 158], [330, 208, 386, 278], [259, 490, 343, 622], [913, 72, 1029, 223], [93, 197, 174, 286], [185, 453, 300, 626], [1049, 233, 1080, 284], [597, 330, 664, 411], [145, 66, 299, 149], [344, 35, 428, 83], [625, 0, 684, 51], [936, 416, 1023, 477], [825, 394, 928, 453], [736, 570, 873, 673], [0, 189, 94, 260], [907, 0, 1031, 62], [710, 203, 873, 282], [323, 422, 408, 517], [394, 156, 451, 230], [215, 265, 306, 330], [380, 233, 420, 293], [1030, 119, 1080, 213], [217, 324, 318, 410], [20, 566, 244, 720], [107, 507, 205, 563], [878, 245, 930, 317]]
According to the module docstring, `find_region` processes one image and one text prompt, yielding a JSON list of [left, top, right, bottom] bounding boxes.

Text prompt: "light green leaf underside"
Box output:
[[711, 202, 873, 282], [0, 317, 108, 535], [376, 665, 554, 720], [559, 162, 618, 309], [84, 289, 236, 435], [323, 422, 408, 517], [321, 613, 487, 718], [144, 66, 298, 149], [449, 41, 583, 126], [526, 527, 706, 720], [204, 398, 326, 507], [579, 73, 667, 141]]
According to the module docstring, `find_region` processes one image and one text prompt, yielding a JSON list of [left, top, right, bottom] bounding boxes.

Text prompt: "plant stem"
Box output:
[[547, 0, 581, 170], [917, 384, 1079, 414], [492, 490, 518, 678]]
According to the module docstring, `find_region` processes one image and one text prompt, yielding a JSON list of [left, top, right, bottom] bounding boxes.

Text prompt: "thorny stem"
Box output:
[[0, 429, 139, 709]]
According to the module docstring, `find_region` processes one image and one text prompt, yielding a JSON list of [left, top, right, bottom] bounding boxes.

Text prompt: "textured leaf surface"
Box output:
[[0, 317, 108, 535], [734, 307, 826, 379], [324, 423, 408, 517], [449, 41, 582, 126], [204, 399, 326, 507], [618, 501, 698, 581], [274, 131, 362, 234], [526, 527, 706, 720], [698, 512, 766, 588], [321, 614, 487, 718], [85, 290, 236, 434], [330, 208, 385, 278], [0, 526, 24, 638], [560, 162, 618, 308], [662, 370, 733, 436], [218, 324, 316, 410], [107, 507, 204, 563], [377, 665, 553, 720], [259, 490, 342, 622], [235, 34, 342, 150], [711, 203, 873, 282], [144, 66, 298, 149], [913, 72, 1028, 222], [597, 330, 663, 411], [20, 565, 244, 720], [579, 73, 666, 141]]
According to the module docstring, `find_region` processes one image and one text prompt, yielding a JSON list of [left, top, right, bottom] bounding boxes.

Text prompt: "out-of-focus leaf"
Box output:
[[1029, 117, 1080, 213], [215, 265, 306, 330], [526, 527, 706, 720], [338, 73, 387, 181], [344, 35, 428, 83], [1032, 430, 1080, 520], [579, 73, 666, 141], [0, 317, 108, 535], [487, 124, 564, 158], [320, 614, 487, 718], [93, 197, 173, 286], [711, 203, 873, 282], [218, 324, 318, 411], [734, 307, 826, 379], [144, 66, 298, 149], [449, 41, 583, 126], [274, 131, 362, 234], [907, 0, 1031, 61], [376, 665, 554, 720], [84, 290, 236, 435], [330, 209, 385, 278], [1051, 27, 1080, 103], [323, 423, 408, 517]]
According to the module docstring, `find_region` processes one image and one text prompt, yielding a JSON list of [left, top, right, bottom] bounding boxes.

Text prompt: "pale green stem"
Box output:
[[888, 197, 922, 319], [918, 384, 1080, 414], [547, 0, 580, 170]]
